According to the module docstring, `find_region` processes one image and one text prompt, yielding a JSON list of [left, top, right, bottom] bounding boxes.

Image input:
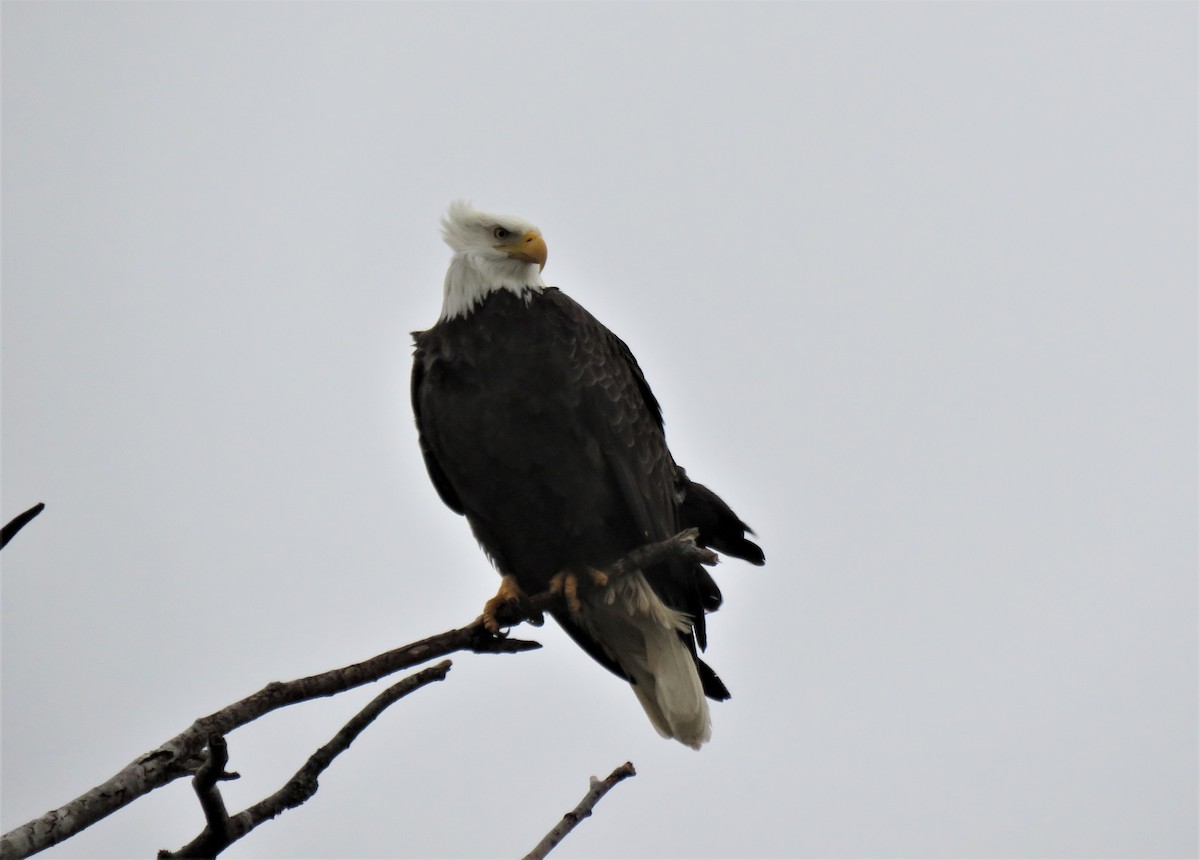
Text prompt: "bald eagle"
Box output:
[[411, 202, 763, 748]]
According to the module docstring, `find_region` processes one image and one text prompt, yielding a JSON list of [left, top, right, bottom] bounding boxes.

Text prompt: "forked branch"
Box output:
[[159, 662, 452, 859], [2, 529, 712, 859]]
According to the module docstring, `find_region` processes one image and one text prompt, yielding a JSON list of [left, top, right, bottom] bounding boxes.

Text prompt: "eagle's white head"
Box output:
[[439, 200, 548, 320]]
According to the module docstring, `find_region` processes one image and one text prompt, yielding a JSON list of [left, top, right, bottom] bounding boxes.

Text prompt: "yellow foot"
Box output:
[[586, 567, 609, 588], [548, 571, 581, 614], [549, 567, 609, 615], [482, 574, 525, 634]]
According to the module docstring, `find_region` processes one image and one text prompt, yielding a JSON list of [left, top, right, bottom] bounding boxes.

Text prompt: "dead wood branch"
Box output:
[[1, 529, 712, 859], [0, 624, 525, 860], [1, 502, 45, 550], [491, 528, 717, 627], [522, 761, 638, 860], [160, 661, 451, 859], [166, 733, 240, 859]]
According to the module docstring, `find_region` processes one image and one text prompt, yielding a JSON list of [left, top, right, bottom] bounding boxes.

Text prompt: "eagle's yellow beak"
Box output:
[[504, 230, 548, 271]]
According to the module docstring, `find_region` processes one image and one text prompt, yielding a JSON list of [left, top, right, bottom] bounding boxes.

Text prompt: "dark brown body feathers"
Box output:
[[412, 287, 760, 701]]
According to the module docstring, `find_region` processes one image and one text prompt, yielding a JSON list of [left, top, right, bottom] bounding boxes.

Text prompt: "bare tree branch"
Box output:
[[160, 661, 452, 859], [493, 528, 716, 625], [0, 624, 524, 860], [1, 502, 45, 550], [521, 762, 638, 860], [2, 529, 711, 859], [608, 527, 716, 577], [161, 733, 240, 859]]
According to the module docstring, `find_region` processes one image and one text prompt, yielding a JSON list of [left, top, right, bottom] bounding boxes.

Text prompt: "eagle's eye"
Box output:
[[492, 226, 511, 240]]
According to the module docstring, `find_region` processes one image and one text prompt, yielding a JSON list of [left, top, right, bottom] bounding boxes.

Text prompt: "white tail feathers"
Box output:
[[581, 572, 711, 749]]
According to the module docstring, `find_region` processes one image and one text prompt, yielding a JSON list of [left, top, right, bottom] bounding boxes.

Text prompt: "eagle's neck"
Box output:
[[440, 253, 545, 321]]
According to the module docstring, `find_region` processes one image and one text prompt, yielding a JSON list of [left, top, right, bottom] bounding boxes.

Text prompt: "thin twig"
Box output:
[[609, 527, 717, 577], [521, 762, 638, 860], [160, 662, 452, 859], [489, 529, 717, 627], [1, 503, 45, 550]]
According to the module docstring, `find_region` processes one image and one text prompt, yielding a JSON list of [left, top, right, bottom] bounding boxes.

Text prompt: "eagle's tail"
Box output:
[[626, 623, 711, 749], [582, 572, 712, 749]]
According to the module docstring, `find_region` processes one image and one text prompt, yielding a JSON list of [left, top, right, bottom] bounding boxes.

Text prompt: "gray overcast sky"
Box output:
[[2, 2, 1196, 858]]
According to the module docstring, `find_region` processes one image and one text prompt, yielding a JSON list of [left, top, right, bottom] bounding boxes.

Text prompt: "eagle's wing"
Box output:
[[411, 330, 464, 515], [549, 291, 729, 674]]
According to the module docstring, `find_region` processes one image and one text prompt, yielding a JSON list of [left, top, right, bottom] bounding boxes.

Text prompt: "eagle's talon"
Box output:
[[548, 567, 613, 616], [482, 574, 526, 633], [548, 571, 581, 614]]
